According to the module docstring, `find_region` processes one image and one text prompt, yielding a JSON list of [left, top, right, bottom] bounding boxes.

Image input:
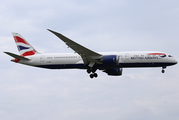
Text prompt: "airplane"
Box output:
[[4, 29, 178, 78]]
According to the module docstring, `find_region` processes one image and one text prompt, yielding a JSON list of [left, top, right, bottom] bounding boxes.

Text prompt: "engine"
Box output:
[[102, 55, 119, 66], [104, 68, 123, 76]]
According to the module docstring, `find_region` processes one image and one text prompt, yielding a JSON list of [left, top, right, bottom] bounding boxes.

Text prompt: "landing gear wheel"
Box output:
[[94, 73, 98, 78], [87, 68, 97, 74], [162, 69, 165, 73], [87, 69, 91, 74], [90, 74, 94, 78], [89, 73, 98, 78]]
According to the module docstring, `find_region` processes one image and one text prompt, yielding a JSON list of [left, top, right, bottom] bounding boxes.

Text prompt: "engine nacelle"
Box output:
[[104, 68, 123, 76], [102, 55, 118, 66]]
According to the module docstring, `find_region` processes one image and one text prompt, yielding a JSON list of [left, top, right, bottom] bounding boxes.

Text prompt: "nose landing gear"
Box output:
[[162, 66, 166, 73]]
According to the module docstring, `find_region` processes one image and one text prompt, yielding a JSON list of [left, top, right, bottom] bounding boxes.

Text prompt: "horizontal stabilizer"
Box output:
[[4, 52, 30, 60]]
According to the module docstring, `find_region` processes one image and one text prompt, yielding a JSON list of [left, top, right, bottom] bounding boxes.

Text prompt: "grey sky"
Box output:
[[0, 0, 179, 120]]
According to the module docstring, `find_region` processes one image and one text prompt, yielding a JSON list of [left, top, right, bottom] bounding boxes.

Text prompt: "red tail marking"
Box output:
[[14, 58, 20, 62], [22, 50, 36, 57], [14, 36, 29, 45]]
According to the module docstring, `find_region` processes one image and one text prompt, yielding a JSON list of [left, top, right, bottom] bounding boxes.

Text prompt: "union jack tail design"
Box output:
[[12, 33, 39, 56]]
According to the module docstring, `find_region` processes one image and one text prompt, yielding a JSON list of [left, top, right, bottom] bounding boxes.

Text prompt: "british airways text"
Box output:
[[131, 56, 159, 60]]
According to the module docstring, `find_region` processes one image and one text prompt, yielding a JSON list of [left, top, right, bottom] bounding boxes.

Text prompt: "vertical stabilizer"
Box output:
[[12, 33, 39, 56]]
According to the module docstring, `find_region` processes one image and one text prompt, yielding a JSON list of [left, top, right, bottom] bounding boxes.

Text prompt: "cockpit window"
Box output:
[[168, 55, 173, 57]]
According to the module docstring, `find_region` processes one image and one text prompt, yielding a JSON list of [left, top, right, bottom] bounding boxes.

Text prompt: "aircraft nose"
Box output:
[[173, 59, 178, 65]]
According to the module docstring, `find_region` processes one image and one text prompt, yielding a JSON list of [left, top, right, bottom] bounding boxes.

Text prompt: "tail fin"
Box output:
[[12, 33, 39, 56]]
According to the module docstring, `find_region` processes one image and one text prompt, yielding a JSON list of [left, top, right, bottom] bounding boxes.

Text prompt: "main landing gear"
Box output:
[[162, 66, 166, 73], [87, 67, 98, 78]]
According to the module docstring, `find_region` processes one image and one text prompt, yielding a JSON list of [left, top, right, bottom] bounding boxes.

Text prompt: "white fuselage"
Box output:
[[18, 51, 177, 70]]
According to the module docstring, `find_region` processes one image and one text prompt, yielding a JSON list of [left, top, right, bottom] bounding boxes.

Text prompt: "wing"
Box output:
[[48, 29, 102, 65]]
